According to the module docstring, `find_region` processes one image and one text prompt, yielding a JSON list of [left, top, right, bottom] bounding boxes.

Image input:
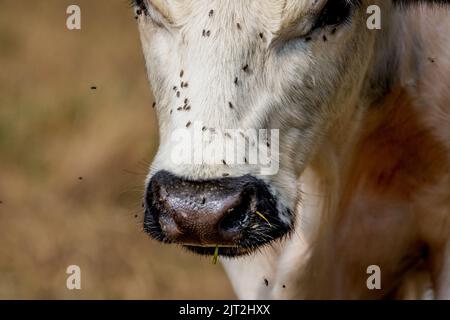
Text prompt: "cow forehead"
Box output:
[[150, 0, 323, 28]]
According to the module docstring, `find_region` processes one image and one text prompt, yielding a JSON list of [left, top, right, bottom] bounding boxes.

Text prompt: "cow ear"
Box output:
[[393, 0, 450, 7]]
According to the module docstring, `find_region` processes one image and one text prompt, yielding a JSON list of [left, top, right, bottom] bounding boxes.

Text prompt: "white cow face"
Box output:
[[134, 0, 377, 256]]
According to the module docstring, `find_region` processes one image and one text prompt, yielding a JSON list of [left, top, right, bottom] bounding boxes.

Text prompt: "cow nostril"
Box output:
[[158, 213, 180, 238], [219, 192, 254, 234], [219, 209, 247, 234]]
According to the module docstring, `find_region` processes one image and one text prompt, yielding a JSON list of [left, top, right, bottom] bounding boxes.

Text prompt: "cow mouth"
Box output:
[[144, 202, 293, 257], [183, 245, 253, 257]]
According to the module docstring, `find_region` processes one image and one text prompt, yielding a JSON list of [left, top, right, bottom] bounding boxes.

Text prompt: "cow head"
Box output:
[[133, 0, 382, 257]]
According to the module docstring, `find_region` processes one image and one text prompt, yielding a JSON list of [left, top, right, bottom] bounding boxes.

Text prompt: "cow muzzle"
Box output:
[[144, 171, 291, 257]]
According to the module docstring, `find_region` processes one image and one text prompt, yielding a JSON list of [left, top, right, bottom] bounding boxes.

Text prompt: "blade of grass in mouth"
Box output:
[[255, 211, 272, 227], [212, 245, 219, 265]]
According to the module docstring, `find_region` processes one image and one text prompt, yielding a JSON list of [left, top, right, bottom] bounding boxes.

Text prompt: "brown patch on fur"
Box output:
[[323, 89, 449, 298], [345, 89, 448, 202]]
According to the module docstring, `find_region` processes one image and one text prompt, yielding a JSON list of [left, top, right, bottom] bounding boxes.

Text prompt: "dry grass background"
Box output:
[[0, 0, 235, 299]]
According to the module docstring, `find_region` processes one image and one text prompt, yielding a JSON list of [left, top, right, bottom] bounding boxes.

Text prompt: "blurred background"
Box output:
[[0, 0, 234, 299]]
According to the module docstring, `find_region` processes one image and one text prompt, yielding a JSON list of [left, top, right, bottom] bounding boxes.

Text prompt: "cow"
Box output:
[[131, 0, 450, 299]]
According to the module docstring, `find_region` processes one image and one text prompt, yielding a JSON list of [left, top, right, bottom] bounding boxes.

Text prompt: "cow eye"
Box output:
[[131, 0, 171, 28], [131, 0, 148, 14], [277, 0, 358, 44], [311, 0, 358, 31]]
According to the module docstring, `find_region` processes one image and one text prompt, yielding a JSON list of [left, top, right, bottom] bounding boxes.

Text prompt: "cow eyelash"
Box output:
[[311, 0, 360, 31], [277, 0, 360, 44], [130, 0, 171, 28], [130, 0, 148, 13]]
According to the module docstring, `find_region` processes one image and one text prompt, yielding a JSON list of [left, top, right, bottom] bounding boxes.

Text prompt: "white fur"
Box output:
[[136, 0, 450, 299]]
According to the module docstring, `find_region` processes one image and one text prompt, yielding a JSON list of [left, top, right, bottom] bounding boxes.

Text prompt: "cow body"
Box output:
[[133, 0, 450, 299]]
